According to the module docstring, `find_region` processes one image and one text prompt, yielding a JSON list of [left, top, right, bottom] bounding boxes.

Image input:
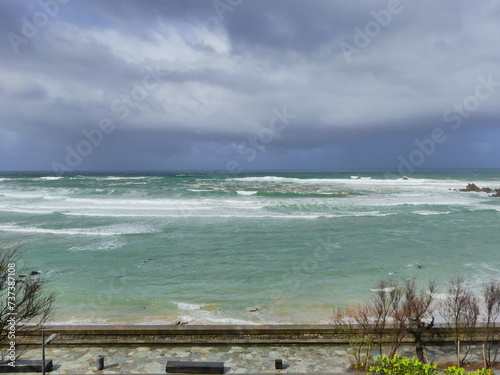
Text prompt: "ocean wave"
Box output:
[[230, 176, 302, 183], [174, 302, 207, 311], [0, 206, 62, 215], [177, 315, 261, 325], [61, 211, 394, 219], [351, 211, 394, 217], [257, 191, 351, 198], [0, 223, 158, 236], [0, 189, 74, 200], [49, 317, 111, 325], [370, 287, 396, 293], [0, 192, 52, 200], [68, 239, 125, 251], [63, 212, 324, 219], [237, 191, 258, 196], [63, 197, 260, 208], [38, 176, 63, 181], [228, 176, 482, 192], [171, 302, 262, 325], [413, 210, 451, 216], [97, 176, 148, 181]]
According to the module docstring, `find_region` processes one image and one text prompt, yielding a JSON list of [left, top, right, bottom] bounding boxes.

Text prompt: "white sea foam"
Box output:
[[50, 317, 110, 325], [432, 292, 450, 301], [63, 197, 264, 208], [370, 287, 396, 293], [230, 176, 302, 183], [229, 176, 481, 193], [0, 206, 60, 215], [174, 302, 206, 311], [0, 191, 51, 200], [413, 210, 451, 216], [38, 176, 62, 181], [63, 212, 323, 219], [237, 191, 258, 195], [97, 176, 147, 181], [0, 188, 74, 200], [62, 211, 394, 219], [0, 223, 157, 236], [177, 315, 261, 325], [172, 302, 262, 325], [68, 239, 125, 251]]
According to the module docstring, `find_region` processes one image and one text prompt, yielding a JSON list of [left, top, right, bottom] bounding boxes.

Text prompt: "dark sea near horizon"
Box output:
[[1, 169, 499, 325]]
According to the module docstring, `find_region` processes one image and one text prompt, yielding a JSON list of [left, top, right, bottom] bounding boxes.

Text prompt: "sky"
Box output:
[[1, 0, 500, 172]]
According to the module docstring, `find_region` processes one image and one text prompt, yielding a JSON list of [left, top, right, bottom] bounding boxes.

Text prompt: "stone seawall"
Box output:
[[5, 324, 500, 346]]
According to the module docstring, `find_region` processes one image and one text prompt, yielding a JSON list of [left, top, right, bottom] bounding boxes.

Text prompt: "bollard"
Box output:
[[96, 355, 105, 371], [275, 359, 283, 370]]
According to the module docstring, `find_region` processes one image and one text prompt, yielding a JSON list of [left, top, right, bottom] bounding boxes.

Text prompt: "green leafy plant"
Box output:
[[446, 367, 495, 375], [368, 355, 438, 375], [475, 369, 495, 375], [444, 366, 465, 375]]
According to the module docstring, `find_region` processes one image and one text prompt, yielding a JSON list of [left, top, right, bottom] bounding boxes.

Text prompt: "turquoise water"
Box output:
[[1, 170, 499, 324]]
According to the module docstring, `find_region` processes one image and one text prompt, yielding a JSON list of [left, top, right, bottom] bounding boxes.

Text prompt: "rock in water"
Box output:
[[458, 183, 500, 196], [460, 183, 481, 192]]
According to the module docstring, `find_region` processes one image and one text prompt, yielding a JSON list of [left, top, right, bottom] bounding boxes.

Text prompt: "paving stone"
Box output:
[[17, 343, 478, 373]]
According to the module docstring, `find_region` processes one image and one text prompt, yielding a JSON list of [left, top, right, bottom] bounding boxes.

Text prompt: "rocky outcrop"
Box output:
[[458, 183, 500, 197], [459, 183, 492, 193]]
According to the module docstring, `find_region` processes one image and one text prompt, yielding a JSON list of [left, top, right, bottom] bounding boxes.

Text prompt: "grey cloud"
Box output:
[[2, 0, 500, 171]]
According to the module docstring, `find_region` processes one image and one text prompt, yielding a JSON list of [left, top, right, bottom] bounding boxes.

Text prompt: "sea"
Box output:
[[1, 169, 499, 325]]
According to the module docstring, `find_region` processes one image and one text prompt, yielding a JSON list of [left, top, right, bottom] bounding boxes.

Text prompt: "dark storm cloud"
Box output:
[[1, 0, 500, 171]]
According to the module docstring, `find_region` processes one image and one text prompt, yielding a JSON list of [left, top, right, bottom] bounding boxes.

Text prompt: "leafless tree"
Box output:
[[0, 246, 55, 362], [390, 279, 436, 362], [482, 279, 500, 368], [370, 280, 402, 357], [331, 304, 376, 369], [332, 279, 437, 364], [439, 277, 480, 367]]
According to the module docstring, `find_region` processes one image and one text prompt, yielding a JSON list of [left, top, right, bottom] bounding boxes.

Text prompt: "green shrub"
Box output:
[[369, 355, 438, 375], [444, 366, 494, 375], [444, 366, 465, 375], [369, 355, 495, 375], [474, 369, 495, 375]]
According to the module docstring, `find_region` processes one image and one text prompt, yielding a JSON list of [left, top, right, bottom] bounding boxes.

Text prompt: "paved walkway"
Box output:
[[15, 344, 481, 374]]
